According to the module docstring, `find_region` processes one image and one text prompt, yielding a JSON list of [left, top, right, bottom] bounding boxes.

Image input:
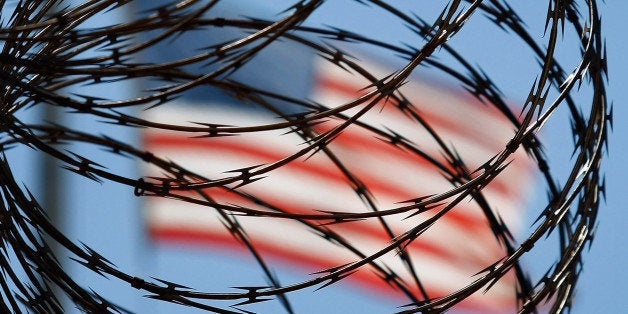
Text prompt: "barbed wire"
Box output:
[[0, 0, 608, 313]]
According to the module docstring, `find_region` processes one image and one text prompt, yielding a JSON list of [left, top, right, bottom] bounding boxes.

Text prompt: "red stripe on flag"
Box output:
[[143, 132, 509, 235], [309, 119, 521, 199], [148, 224, 515, 313], [146, 183, 503, 266], [313, 64, 516, 151]]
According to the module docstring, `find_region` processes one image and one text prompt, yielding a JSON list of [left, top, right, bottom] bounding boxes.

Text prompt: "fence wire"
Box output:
[[0, 0, 608, 313]]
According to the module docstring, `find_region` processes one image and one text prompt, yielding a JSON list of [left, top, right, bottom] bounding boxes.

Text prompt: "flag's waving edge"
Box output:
[[141, 55, 535, 312]]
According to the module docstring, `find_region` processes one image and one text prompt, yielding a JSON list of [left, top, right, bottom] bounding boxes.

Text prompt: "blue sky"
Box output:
[[6, 1, 626, 313]]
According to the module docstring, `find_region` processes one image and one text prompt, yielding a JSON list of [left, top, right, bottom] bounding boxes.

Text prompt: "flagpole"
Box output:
[[41, 0, 64, 295]]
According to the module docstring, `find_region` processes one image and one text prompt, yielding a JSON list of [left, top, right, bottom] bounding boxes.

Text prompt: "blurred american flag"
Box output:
[[141, 56, 534, 312]]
